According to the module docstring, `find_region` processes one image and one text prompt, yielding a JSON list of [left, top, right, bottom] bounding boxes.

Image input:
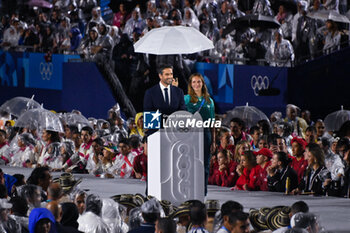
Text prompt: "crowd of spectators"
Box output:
[[0, 164, 328, 232], [0, 101, 349, 200], [0, 0, 349, 67]]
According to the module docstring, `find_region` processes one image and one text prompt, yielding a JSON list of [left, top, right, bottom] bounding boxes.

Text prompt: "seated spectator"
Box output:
[[28, 208, 57, 233], [229, 118, 252, 145], [233, 140, 250, 162], [123, 8, 146, 39], [72, 190, 87, 215], [132, 136, 148, 181], [290, 137, 308, 183], [249, 126, 261, 150], [257, 135, 268, 149], [130, 113, 144, 138], [233, 151, 259, 190], [266, 29, 294, 67], [10, 133, 36, 167], [92, 144, 116, 178], [254, 148, 272, 191], [293, 143, 331, 196], [267, 151, 298, 193], [113, 3, 130, 29], [9, 196, 29, 232], [209, 149, 238, 187], [112, 138, 137, 178], [0, 129, 10, 164], [0, 199, 22, 233]]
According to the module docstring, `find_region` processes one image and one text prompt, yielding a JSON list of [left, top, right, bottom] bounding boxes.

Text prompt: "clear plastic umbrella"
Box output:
[[0, 96, 41, 118], [222, 103, 270, 128], [15, 108, 64, 133], [62, 112, 92, 131], [324, 106, 350, 132]]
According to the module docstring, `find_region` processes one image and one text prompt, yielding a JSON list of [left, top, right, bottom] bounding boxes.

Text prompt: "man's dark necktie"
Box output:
[[164, 87, 169, 106]]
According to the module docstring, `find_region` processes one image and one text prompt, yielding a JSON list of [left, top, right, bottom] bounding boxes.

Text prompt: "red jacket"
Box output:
[[209, 161, 238, 187], [132, 153, 147, 180], [234, 166, 261, 191], [255, 162, 271, 191], [291, 157, 308, 184]]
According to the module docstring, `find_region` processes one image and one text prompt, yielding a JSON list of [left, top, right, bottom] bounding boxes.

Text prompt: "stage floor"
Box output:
[[1, 166, 350, 232]]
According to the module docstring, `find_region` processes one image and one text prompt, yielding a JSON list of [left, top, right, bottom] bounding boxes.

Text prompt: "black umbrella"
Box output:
[[272, 0, 298, 14], [222, 14, 280, 37]]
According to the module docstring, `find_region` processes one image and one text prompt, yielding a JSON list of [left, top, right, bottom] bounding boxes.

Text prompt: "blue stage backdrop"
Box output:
[[195, 62, 288, 115], [0, 50, 119, 118], [62, 62, 117, 118]]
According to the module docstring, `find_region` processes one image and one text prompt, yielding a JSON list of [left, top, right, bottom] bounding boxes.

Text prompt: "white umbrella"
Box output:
[[307, 10, 350, 24], [133, 26, 214, 55]]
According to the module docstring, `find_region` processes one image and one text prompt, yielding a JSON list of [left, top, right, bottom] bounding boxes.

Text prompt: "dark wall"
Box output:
[[287, 47, 350, 120]]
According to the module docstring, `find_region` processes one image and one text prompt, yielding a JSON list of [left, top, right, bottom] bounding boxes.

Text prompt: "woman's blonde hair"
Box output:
[[187, 73, 210, 103], [234, 140, 251, 162]]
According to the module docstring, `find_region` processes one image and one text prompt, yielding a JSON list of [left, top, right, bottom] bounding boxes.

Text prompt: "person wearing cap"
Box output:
[[92, 143, 116, 178], [0, 129, 10, 165], [267, 151, 298, 193], [291, 137, 308, 184], [254, 148, 273, 191], [129, 198, 161, 233]]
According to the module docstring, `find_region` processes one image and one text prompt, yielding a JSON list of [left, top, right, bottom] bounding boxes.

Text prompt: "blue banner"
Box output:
[[0, 50, 79, 90], [195, 62, 288, 114]]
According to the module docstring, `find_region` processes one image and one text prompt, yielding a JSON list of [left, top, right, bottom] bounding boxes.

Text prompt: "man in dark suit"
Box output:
[[143, 64, 186, 117]]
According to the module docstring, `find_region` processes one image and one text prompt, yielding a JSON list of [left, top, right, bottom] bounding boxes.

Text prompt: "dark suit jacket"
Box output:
[[143, 84, 186, 116]]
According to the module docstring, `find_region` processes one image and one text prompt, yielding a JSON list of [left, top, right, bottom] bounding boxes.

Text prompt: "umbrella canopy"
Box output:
[[324, 107, 350, 132], [15, 108, 64, 133], [62, 113, 92, 131], [222, 14, 281, 37], [222, 104, 270, 128], [133, 26, 214, 55], [26, 0, 53, 8], [307, 10, 350, 24], [0, 96, 41, 118]]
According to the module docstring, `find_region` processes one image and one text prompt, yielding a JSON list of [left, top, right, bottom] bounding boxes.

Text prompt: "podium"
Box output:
[[148, 111, 204, 205]]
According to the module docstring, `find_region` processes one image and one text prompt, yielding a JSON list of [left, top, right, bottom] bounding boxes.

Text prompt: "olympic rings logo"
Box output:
[[251, 75, 269, 96], [40, 62, 53, 80]]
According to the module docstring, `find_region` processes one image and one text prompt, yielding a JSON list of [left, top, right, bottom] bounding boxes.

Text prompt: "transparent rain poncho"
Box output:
[[102, 198, 129, 233], [78, 194, 109, 233]]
